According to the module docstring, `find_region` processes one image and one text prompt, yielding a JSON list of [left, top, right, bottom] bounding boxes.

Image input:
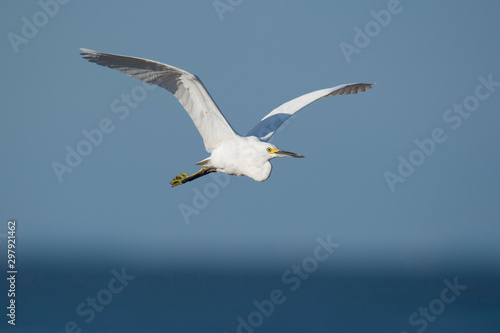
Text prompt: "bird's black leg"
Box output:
[[170, 167, 216, 187]]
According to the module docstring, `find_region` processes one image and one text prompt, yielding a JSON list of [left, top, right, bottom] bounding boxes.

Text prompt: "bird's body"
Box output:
[[204, 136, 275, 182], [80, 48, 372, 187]]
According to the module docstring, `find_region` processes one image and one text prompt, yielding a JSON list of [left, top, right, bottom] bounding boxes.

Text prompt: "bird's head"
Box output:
[[264, 144, 304, 160]]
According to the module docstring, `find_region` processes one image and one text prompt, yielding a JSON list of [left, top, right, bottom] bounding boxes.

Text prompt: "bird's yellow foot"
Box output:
[[170, 173, 190, 187]]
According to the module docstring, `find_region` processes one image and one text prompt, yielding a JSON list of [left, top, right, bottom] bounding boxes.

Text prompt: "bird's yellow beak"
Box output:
[[270, 148, 304, 158]]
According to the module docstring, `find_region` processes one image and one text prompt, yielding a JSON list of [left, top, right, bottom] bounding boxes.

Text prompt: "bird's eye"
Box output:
[[266, 147, 273, 153]]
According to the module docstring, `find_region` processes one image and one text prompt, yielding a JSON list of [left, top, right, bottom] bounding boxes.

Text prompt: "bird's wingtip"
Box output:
[[362, 83, 375, 90], [79, 48, 95, 55]]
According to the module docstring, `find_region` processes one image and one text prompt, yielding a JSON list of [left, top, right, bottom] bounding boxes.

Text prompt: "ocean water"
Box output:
[[8, 264, 500, 332]]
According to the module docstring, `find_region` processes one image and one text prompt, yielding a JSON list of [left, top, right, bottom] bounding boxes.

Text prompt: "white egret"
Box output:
[[80, 48, 372, 187]]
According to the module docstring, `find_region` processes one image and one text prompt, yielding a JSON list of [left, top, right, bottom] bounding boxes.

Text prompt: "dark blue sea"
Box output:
[[5, 262, 499, 333]]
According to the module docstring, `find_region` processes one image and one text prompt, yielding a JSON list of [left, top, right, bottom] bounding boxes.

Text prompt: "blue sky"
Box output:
[[1, 0, 500, 274]]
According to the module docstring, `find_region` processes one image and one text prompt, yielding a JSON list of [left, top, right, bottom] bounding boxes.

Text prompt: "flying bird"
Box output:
[[80, 48, 372, 187]]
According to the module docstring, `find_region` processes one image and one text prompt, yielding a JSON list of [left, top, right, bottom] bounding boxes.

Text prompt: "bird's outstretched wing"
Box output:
[[80, 48, 237, 152], [245, 83, 373, 141]]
